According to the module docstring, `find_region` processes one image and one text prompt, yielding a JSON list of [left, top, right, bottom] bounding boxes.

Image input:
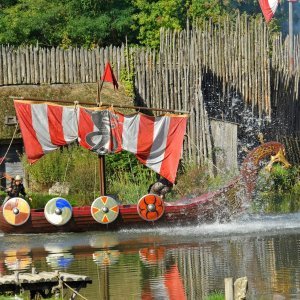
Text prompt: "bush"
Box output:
[[254, 165, 300, 213], [171, 163, 236, 200], [29, 193, 77, 209], [204, 291, 225, 300], [22, 145, 157, 205]]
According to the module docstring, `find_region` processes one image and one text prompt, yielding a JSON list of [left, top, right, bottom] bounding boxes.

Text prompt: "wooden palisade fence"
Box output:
[[0, 15, 300, 166]]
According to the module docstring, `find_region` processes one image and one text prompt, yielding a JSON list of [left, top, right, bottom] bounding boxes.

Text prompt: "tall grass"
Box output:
[[204, 291, 225, 300], [22, 145, 157, 206], [169, 163, 236, 201]]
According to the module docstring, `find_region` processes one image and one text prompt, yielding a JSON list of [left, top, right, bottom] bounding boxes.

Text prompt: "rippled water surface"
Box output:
[[1, 213, 300, 299]]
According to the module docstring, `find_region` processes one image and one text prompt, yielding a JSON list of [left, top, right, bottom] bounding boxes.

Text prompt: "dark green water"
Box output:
[[1, 213, 300, 299]]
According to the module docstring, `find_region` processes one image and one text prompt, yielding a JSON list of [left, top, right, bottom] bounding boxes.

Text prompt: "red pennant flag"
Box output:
[[259, 0, 279, 23], [101, 62, 118, 89]]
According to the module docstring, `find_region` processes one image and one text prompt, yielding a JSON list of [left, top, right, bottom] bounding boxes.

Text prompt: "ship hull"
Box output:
[[0, 191, 240, 234]]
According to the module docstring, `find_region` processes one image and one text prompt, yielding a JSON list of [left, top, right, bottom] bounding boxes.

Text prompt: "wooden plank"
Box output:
[[0, 46, 3, 85], [225, 277, 234, 300], [11, 48, 17, 84], [59, 47, 65, 83], [7, 46, 12, 84], [34, 46, 39, 84]]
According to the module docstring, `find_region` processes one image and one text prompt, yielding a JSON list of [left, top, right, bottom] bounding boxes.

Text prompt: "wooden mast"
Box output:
[[97, 79, 106, 196]]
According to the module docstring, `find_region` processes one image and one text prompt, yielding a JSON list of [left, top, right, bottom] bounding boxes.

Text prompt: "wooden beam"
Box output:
[[9, 96, 189, 114]]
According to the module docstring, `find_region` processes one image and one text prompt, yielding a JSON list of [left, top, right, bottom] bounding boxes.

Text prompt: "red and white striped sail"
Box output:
[[259, 0, 279, 23], [14, 100, 187, 183]]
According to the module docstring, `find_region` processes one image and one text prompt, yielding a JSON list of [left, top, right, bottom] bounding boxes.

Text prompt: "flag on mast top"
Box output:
[[101, 62, 119, 89], [259, 0, 280, 23]]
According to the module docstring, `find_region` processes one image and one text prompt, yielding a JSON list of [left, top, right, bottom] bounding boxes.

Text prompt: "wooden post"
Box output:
[[288, 0, 295, 72], [225, 277, 234, 300], [234, 277, 248, 300], [99, 154, 106, 196], [97, 79, 106, 196]]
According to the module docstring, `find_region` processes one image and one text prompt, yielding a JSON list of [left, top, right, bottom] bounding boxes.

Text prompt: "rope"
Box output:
[[186, 132, 227, 176], [62, 281, 88, 300], [60, 155, 71, 197], [0, 124, 18, 167]]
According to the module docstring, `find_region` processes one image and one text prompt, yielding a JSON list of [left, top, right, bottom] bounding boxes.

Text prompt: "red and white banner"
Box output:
[[14, 100, 187, 183], [259, 0, 279, 23]]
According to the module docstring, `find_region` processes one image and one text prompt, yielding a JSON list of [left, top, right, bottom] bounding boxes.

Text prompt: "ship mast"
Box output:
[[97, 78, 106, 196]]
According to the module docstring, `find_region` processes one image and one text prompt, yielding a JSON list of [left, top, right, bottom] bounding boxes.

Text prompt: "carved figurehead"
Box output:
[[240, 141, 291, 197], [265, 148, 291, 172]]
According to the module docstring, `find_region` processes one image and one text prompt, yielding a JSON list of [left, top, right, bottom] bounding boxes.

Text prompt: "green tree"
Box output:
[[132, 0, 188, 48], [0, 0, 136, 47], [187, 0, 227, 22]]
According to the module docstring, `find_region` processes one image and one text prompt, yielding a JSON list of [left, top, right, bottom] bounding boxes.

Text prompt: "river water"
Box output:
[[1, 213, 300, 300]]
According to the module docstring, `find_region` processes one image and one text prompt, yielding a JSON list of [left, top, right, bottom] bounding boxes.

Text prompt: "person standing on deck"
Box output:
[[3, 175, 29, 205], [148, 177, 174, 199]]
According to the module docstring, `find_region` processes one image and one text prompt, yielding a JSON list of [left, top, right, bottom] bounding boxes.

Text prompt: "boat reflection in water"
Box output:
[[45, 244, 74, 270], [139, 246, 187, 300], [1, 214, 300, 299], [3, 247, 32, 272]]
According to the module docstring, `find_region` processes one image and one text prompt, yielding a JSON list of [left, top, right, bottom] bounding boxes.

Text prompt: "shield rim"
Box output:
[[90, 196, 120, 224], [44, 197, 73, 226], [3, 197, 31, 226], [137, 193, 165, 222]]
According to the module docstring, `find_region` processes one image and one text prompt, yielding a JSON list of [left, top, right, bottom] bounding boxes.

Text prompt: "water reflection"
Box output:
[[139, 246, 166, 265], [1, 213, 300, 299], [4, 247, 32, 271], [93, 250, 120, 266], [45, 244, 74, 270]]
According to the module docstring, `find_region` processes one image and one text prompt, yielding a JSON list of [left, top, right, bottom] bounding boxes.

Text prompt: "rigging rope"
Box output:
[[62, 281, 88, 300], [186, 132, 227, 176], [0, 124, 19, 167], [60, 153, 72, 197]]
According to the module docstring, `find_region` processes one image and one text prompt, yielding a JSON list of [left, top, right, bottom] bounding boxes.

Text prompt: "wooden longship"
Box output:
[[0, 139, 291, 234], [0, 94, 292, 234]]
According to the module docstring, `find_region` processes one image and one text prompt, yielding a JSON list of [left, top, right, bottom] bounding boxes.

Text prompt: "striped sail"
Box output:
[[14, 100, 187, 183]]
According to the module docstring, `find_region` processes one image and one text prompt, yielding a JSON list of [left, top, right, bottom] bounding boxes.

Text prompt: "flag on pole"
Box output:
[[259, 0, 279, 23], [101, 62, 118, 89]]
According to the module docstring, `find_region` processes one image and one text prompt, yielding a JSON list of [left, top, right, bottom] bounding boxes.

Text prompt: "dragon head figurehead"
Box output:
[[265, 148, 291, 172], [240, 141, 291, 197]]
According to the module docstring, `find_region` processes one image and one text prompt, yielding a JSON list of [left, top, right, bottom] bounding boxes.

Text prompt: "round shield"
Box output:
[[137, 194, 165, 221], [44, 197, 72, 226], [3, 197, 30, 226], [91, 196, 119, 224]]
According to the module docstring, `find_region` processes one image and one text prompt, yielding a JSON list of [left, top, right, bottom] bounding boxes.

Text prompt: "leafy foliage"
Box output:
[[22, 145, 156, 205], [132, 0, 187, 48], [204, 291, 225, 300], [0, 0, 136, 47], [254, 165, 300, 213], [170, 162, 235, 200], [0, 0, 295, 48]]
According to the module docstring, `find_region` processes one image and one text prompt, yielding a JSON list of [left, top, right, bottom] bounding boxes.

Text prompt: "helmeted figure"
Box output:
[[148, 177, 173, 199], [3, 175, 27, 205]]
